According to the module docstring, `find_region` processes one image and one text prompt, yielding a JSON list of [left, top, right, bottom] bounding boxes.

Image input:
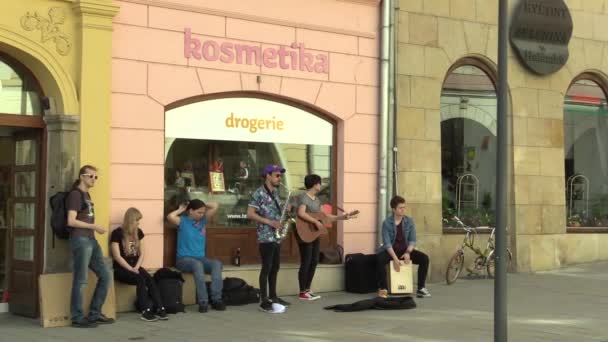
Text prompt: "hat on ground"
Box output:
[[271, 303, 286, 313], [262, 164, 286, 176]]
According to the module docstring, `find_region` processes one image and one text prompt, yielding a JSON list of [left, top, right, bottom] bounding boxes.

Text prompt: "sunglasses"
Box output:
[[81, 173, 98, 180]]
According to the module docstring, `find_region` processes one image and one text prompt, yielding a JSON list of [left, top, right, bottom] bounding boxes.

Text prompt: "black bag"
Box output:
[[153, 267, 185, 283], [344, 253, 377, 294], [49, 190, 84, 239], [158, 278, 186, 314], [223, 277, 247, 292], [319, 245, 344, 264], [223, 285, 260, 306], [208, 277, 260, 305]]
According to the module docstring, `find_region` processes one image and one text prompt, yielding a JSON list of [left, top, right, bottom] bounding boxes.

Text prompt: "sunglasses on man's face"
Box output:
[[81, 173, 98, 180]]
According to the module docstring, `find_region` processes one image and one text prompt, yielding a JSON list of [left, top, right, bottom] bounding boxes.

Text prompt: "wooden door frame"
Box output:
[[0, 121, 46, 317]]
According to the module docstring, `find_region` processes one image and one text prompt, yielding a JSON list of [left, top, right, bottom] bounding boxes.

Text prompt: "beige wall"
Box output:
[[396, 0, 608, 281]]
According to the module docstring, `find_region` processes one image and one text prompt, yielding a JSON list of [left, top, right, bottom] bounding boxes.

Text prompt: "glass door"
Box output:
[[0, 137, 12, 304], [9, 133, 40, 317]]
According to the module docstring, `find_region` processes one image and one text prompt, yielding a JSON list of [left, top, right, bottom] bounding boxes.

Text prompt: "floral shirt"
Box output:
[[249, 185, 283, 243]]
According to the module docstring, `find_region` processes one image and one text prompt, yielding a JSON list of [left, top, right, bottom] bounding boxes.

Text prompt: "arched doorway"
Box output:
[[163, 94, 336, 266], [0, 52, 46, 317]]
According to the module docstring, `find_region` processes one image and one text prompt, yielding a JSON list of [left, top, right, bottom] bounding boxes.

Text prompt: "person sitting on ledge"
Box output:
[[166, 199, 226, 313], [111, 208, 167, 322]]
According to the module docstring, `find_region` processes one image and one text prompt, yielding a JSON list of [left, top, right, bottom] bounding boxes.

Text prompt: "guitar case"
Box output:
[[344, 253, 377, 294]]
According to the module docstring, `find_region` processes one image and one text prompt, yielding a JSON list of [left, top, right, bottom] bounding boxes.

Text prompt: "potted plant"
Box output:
[[567, 214, 582, 227]]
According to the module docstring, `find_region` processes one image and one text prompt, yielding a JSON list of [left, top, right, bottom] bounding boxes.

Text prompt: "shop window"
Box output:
[[0, 55, 42, 116], [164, 97, 334, 229], [441, 64, 497, 228], [564, 77, 608, 229]]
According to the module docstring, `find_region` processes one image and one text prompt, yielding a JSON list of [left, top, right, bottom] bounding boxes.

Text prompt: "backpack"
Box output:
[[158, 278, 186, 314], [222, 285, 260, 306], [223, 277, 247, 292], [206, 277, 260, 305], [49, 190, 84, 240]]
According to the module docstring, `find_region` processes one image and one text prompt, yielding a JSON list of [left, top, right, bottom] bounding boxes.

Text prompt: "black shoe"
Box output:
[[270, 297, 291, 306], [141, 309, 158, 322], [211, 300, 226, 311], [87, 314, 115, 325], [156, 308, 168, 320], [259, 300, 273, 313], [199, 304, 209, 313], [71, 319, 97, 328]]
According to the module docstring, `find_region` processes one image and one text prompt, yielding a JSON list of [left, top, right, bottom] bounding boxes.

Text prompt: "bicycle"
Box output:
[[445, 216, 513, 285]]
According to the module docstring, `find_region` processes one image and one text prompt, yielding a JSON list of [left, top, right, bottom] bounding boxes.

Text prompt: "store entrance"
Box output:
[[0, 127, 43, 317]]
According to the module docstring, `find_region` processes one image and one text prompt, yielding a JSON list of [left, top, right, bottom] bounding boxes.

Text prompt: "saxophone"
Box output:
[[275, 183, 295, 241]]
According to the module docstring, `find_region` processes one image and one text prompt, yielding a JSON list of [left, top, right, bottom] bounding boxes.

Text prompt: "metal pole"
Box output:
[[495, 0, 509, 341], [378, 0, 391, 246], [387, 0, 395, 201]]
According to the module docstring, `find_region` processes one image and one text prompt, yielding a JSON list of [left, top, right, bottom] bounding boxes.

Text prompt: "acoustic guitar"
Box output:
[[295, 210, 359, 243]]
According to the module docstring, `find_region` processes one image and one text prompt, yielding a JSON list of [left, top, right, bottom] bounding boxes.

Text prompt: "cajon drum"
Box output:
[[387, 261, 413, 295]]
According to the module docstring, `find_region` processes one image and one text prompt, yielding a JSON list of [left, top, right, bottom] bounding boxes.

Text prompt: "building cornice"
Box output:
[[119, 0, 376, 38], [72, 0, 119, 18], [336, 0, 381, 6]]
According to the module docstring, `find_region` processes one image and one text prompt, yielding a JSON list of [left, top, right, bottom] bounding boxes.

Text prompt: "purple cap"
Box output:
[[262, 164, 286, 176]]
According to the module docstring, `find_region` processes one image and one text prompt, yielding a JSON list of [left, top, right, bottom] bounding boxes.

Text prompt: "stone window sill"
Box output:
[[566, 227, 608, 233]]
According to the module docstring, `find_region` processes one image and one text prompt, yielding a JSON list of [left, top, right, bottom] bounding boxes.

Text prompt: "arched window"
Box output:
[[564, 75, 608, 228], [163, 96, 335, 265], [0, 55, 43, 116], [441, 62, 497, 228]]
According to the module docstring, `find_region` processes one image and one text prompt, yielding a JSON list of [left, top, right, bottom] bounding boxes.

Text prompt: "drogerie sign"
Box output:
[[183, 28, 329, 74], [510, 0, 573, 75]]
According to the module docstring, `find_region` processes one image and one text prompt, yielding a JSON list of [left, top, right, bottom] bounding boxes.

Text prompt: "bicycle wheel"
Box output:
[[446, 251, 464, 285], [486, 248, 513, 278]]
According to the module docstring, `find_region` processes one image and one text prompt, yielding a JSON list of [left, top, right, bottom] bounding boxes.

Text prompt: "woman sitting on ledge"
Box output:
[[111, 207, 167, 322]]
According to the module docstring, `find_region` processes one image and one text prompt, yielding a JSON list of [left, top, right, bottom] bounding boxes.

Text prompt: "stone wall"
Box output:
[[396, 0, 608, 279]]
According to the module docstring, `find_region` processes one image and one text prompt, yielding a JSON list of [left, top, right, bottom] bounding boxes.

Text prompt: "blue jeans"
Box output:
[[176, 257, 223, 304], [69, 236, 111, 321]]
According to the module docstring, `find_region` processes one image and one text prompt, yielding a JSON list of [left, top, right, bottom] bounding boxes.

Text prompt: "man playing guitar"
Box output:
[[295, 174, 356, 300]]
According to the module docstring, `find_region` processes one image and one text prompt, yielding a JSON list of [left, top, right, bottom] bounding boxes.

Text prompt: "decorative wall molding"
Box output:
[[20, 7, 72, 56]]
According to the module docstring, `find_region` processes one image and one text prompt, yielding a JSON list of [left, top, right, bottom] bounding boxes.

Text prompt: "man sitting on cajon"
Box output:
[[375, 195, 431, 298]]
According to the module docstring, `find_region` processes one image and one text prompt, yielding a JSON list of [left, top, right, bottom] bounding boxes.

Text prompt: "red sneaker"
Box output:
[[298, 292, 313, 300]]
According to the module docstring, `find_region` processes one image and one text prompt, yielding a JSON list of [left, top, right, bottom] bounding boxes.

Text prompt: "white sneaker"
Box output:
[[307, 291, 321, 300], [416, 287, 431, 298]]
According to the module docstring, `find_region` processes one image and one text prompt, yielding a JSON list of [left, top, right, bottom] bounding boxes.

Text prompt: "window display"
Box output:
[[164, 97, 334, 229], [564, 78, 608, 228], [440, 65, 497, 228]]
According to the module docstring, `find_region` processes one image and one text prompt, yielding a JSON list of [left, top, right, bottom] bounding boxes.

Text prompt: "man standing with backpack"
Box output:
[[67, 165, 114, 328]]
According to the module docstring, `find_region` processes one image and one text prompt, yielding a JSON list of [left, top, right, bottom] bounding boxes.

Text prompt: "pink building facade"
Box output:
[[110, 0, 381, 269]]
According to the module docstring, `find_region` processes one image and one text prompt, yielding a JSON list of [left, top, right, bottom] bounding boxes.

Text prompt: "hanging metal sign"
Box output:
[[510, 0, 573, 75]]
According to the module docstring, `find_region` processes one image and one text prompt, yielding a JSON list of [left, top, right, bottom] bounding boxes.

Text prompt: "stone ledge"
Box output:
[[566, 227, 608, 234], [442, 227, 493, 234], [115, 263, 345, 313]]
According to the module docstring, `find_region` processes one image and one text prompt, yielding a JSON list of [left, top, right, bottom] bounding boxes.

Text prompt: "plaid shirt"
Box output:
[[248, 185, 283, 243]]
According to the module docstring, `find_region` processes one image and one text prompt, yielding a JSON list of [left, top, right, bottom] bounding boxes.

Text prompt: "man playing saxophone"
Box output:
[[247, 164, 291, 313]]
